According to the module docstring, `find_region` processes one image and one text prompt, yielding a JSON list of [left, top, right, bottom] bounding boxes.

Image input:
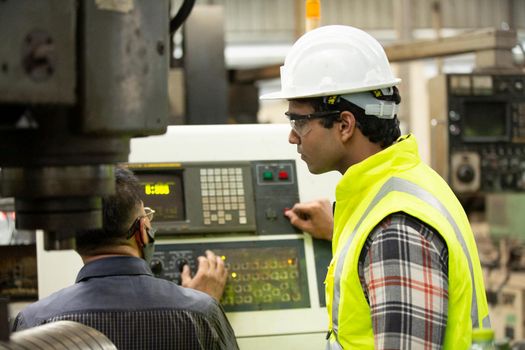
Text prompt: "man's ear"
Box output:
[[339, 111, 356, 142], [135, 217, 148, 247]]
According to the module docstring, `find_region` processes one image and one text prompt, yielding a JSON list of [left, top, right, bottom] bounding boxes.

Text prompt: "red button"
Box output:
[[278, 171, 289, 180]]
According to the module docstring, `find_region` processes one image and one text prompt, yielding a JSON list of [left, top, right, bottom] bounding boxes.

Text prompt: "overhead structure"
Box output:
[[232, 28, 520, 84], [385, 28, 518, 70]]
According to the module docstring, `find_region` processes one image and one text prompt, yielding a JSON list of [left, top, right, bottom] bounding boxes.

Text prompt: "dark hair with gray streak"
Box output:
[[75, 166, 142, 255]]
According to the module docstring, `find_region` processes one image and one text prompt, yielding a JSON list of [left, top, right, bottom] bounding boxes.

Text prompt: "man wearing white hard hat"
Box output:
[[261, 25, 490, 349]]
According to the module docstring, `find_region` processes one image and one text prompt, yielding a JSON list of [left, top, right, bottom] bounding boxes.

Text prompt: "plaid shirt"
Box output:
[[358, 212, 449, 350]]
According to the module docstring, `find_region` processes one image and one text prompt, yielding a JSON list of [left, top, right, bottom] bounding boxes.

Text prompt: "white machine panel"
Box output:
[[37, 124, 341, 349]]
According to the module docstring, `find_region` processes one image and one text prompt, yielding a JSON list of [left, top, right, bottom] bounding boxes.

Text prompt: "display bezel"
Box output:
[[460, 99, 511, 143]]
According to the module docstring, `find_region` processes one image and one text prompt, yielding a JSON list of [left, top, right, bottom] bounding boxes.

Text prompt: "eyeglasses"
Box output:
[[126, 207, 156, 239], [285, 111, 341, 137], [144, 207, 155, 221]]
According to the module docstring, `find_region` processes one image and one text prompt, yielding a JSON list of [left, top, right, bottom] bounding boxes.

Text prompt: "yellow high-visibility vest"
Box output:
[[326, 135, 490, 349]]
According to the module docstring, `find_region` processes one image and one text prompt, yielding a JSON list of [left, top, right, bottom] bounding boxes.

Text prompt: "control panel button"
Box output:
[[515, 80, 523, 92], [449, 124, 461, 136], [176, 258, 189, 272], [262, 171, 273, 181], [150, 259, 163, 275], [152, 240, 310, 312], [278, 170, 289, 180], [498, 80, 509, 92], [449, 110, 460, 121], [265, 208, 277, 220]]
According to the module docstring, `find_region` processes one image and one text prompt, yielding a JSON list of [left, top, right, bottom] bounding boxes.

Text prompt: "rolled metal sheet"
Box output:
[[0, 321, 116, 349]]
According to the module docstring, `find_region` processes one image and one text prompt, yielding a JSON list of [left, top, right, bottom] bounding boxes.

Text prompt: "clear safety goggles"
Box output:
[[285, 111, 341, 137]]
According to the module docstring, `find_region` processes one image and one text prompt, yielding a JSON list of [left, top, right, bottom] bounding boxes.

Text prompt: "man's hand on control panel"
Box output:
[[284, 199, 334, 241], [181, 250, 228, 302]]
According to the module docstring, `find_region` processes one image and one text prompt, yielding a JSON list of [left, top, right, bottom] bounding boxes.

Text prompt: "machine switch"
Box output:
[[265, 208, 277, 220], [150, 259, 163, 275], [262, 171, 273, 181], [176, 258, 189, 272], [278, 170, 289, 180]]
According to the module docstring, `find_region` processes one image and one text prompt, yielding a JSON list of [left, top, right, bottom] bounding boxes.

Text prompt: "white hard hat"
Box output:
[[260, 25, 401, 100]]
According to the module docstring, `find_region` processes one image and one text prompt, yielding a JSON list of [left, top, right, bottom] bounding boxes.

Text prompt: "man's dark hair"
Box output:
[[292, 86, 402, 148], [76, 166, 142, 255]]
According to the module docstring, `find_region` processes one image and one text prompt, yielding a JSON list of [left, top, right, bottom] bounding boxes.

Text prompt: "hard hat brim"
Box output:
[[259, 78, 402, 100]]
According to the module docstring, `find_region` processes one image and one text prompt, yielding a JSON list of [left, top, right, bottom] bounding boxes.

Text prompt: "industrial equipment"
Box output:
[[1, 319, 117, 349], [0, 0, 191, 250], [1, 1, 336, 348], [492, 283, 525, 342], [429, 70, 525, 345], [0, 199, 37, 302], [0, 0, 199, 345], [430, 73, 525, 194], [129, 159, 309, 313], [37, 123, 341, 349]]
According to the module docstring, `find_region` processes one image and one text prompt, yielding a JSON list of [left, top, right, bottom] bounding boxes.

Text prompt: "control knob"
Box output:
[[176, 258, 190, 272], [175, 258, 191, 285], [150, 259, 163, 275], [456, 164, 475, 183]]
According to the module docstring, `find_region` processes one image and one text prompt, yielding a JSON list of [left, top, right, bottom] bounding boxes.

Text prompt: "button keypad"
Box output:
[[200, 168, 248, 225]]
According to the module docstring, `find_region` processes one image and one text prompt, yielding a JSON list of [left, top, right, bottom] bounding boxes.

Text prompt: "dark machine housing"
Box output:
[[0, 0, 174, 250], [430, 73, 525, 195]]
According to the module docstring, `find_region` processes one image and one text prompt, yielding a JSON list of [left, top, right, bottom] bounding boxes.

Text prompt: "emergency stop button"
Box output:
[[278, 170, 289, 180]]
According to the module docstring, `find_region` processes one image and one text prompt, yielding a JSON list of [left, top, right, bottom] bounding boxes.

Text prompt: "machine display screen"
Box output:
[[462, 101, 508, 141], [135, 171, 186, 222]]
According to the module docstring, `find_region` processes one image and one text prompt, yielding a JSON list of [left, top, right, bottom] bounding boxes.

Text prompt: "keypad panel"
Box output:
[[199, 167, 248, 225], [151, 240, 310, 312]]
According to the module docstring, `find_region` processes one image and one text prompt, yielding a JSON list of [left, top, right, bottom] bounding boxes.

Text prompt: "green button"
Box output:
[[263, 171, 273, 180]]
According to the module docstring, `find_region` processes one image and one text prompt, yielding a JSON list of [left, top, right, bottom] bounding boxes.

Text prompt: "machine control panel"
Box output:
[[430, 73, 525, 194], [151, 240, 310, 312], [452, 145, 525, 192], [126, 160, 328, 313], [127, 160, 300, 235], [252, 162, 300, 235]]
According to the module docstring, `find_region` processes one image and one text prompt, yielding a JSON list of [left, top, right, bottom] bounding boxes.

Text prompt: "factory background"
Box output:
[[1, 0, 525, 348]]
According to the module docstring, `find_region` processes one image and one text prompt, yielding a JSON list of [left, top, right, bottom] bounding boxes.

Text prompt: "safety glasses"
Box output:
[[285, 111, 341, 137]]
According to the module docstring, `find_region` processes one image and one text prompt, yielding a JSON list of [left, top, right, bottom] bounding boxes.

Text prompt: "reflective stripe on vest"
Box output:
[[326, 337, 343, 350], [330, 177, 490, 347]]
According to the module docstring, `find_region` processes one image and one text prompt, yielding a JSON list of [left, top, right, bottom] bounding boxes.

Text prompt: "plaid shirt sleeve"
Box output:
[[358, 212, 449, 350]]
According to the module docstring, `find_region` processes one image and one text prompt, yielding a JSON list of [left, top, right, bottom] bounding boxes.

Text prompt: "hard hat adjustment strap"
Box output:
[[364, 102, 398, 119], [341, 92, 398, 119]]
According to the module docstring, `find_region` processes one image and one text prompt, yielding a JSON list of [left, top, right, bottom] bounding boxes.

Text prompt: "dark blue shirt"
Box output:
[[13, 256, 238, 350]]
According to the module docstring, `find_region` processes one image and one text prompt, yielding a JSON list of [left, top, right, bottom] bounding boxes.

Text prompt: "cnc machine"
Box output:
[[38, 123, 341, 349], [430, 72, 525, 344]]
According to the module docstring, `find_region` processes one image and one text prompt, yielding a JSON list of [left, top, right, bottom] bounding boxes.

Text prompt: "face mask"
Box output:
[[142, 227, 156, 264]]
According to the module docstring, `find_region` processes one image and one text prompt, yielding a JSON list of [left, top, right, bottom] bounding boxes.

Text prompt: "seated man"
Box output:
[[13, 166, 239, 350]]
